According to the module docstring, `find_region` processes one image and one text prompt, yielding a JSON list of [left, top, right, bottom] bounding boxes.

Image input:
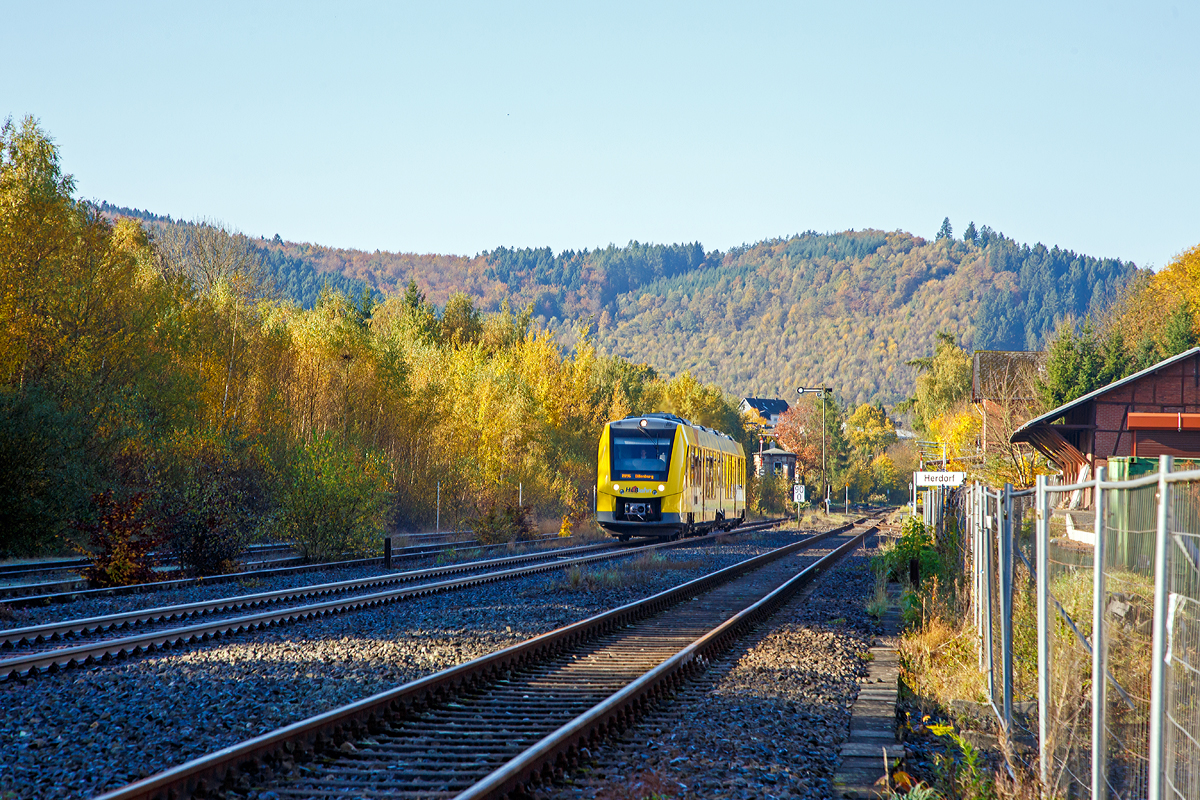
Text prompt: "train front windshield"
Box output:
[[611, 435, 673, 480]]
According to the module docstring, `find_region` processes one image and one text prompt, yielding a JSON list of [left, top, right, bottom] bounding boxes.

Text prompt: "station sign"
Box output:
[[915, 471, 965, 487]]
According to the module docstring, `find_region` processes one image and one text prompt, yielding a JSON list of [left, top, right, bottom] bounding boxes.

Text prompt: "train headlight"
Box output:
[[658, 484, 665, 492], [613, 484, 621, 493]]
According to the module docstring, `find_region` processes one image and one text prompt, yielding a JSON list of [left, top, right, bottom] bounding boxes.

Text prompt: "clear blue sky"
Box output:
[[7, 1, 1197, 268]]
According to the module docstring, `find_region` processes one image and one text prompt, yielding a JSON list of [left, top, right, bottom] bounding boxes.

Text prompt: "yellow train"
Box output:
[[596, 413, 746, 539]]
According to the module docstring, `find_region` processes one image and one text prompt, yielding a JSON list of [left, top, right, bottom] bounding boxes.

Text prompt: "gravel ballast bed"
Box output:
[[537, 542, 882, 800], [0, 528, 828, 799]]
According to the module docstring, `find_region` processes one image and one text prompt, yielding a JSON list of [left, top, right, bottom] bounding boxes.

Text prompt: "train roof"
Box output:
[[612, 413, 737, 443]]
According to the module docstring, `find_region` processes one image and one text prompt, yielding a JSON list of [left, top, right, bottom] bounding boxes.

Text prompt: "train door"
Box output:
[[710, 453, 720, 515]]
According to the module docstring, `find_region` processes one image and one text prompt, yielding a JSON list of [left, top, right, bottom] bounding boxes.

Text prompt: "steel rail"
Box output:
[[0, 541, 625, 649], [0, 542, 297, 580], [0, 519, 792, 681], [0, 535, 573, 607], [91, 518, 864, 800], [460, 525, 874, 800]]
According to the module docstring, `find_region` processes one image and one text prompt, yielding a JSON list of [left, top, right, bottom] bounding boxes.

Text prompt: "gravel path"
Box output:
[[0, 528, 834, 799], [535, 539, 883, 800]]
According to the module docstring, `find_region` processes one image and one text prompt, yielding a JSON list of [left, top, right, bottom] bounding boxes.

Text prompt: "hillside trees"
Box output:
[[1038, 244, 1200, 411], [106, 209, 1139, 411]]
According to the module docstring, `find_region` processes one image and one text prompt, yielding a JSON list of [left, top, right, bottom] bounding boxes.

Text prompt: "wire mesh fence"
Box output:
[[1161, 481, 1200, 800], [953, 456, 1200, 799]]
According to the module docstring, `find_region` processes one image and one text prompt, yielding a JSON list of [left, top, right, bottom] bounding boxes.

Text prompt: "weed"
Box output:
[[591, 768, 682, 799], [930, 723, 995, 800], [880, 778, 943, 800], [866, 575, 890, 618], [565, 564, 584, 589]]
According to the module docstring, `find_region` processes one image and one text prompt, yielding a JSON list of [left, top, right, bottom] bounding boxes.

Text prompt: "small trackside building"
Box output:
[[1010, 346, 1200, 497], [753, 447, 797, 482]]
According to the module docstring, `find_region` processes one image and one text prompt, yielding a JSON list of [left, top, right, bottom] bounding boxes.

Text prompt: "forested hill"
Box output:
[[594, 227, 1137, 406], [100, 205, 368, 308], [101, 204, 1139, 406]]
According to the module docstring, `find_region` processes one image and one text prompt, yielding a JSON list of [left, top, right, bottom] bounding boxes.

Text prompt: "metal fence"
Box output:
[[957, 455, 1200, 799]]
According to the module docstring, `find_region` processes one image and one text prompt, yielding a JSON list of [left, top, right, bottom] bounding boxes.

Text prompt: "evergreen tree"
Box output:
[[963, 221, 977, 244], [936, 217, 953, 241]]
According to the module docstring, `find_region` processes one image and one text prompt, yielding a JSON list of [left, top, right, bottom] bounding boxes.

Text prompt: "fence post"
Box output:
[[984, 491, 996, 711], [976, 483, 984, 669], [1002, 482, 1014, 732], [1091, 465, 1108, 800], [1036, 475, 1051, 793], [1148, 454, 1174, 800]]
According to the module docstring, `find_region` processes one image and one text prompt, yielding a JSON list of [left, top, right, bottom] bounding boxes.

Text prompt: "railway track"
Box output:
[[0, 542, 297, 585], [94, 518, 875, 800], [0, 534, 568, 606], [0, 519, 799, 681], [0, 532, 479, 586]]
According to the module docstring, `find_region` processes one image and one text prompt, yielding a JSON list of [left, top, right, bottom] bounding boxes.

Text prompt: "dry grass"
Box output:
[[565, 518, 612, 543], [900, 616, 988, 717], [560, 551, 708, 593]]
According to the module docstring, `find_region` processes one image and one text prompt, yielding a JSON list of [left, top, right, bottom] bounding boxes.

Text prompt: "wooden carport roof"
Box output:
[[1010, 346, 1200, 469]]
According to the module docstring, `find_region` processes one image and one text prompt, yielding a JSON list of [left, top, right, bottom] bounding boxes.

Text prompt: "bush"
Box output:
[[471, 503, 537, 545], [873, 516, 944, 588], [73, 491, 161, 587], [0, 388, 91, 556], [156, 434, 272, 576], [276, 436, 393, 562]]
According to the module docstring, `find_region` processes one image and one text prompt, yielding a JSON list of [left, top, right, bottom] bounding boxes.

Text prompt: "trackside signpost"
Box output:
[[911, 471, 965, 517], [915, 471, 966, 487], [793, 484, 805, 525]]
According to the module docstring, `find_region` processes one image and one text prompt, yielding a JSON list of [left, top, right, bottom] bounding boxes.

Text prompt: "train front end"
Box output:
[[596, 414, 687, 539]]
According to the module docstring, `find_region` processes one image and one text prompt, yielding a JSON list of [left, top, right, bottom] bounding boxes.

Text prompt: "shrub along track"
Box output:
[[0, 520, 813, 682], [94, 519, 876, 800]]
